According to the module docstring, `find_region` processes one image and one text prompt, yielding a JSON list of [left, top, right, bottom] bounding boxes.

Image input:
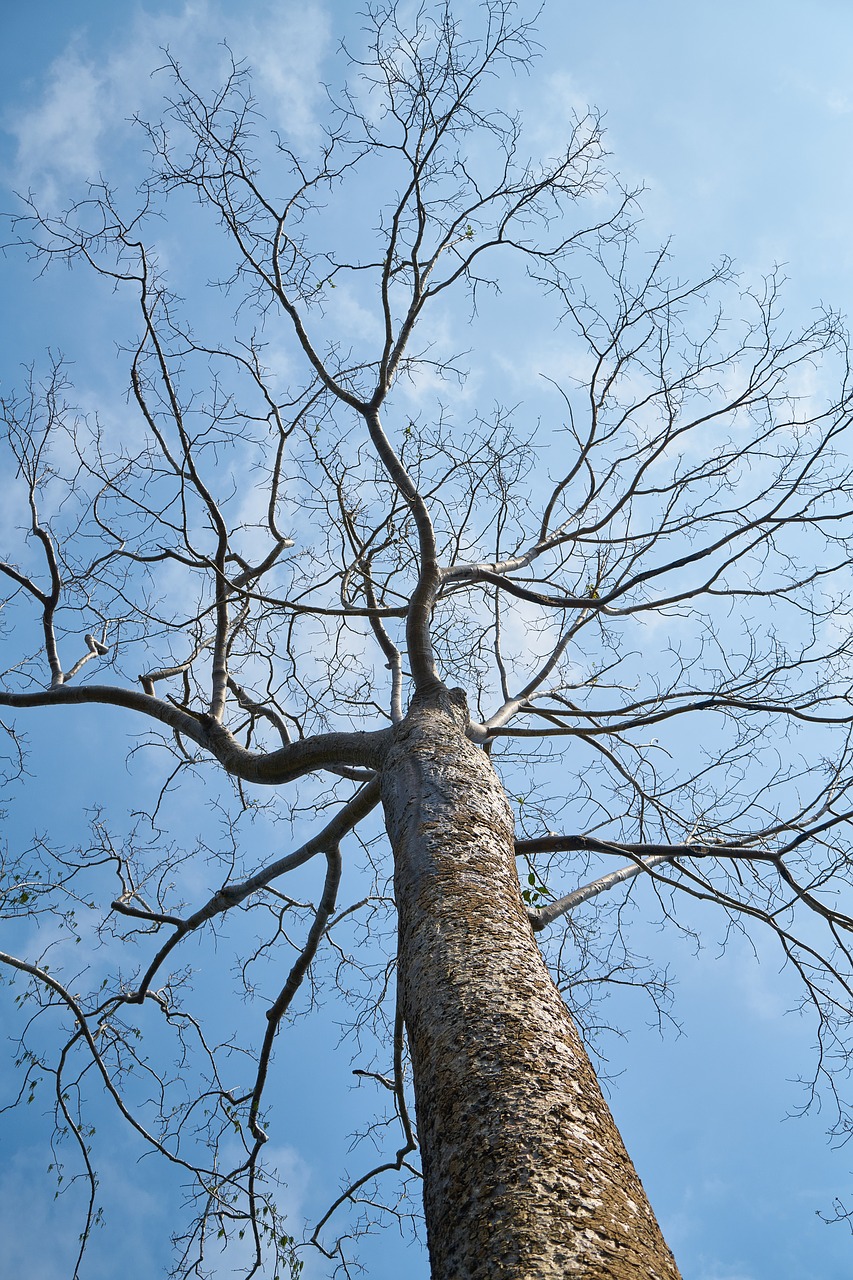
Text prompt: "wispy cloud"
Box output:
[[9, 42, 106, 195], [240, 4, 331, 144], [5, 1, 331, 203]]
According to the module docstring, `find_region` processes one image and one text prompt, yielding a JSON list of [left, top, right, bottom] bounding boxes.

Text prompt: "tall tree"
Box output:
[[3, 3, 853, 1277]]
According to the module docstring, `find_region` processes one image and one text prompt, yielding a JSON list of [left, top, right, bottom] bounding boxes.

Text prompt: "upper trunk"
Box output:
[[381, 688, 682, 1280]]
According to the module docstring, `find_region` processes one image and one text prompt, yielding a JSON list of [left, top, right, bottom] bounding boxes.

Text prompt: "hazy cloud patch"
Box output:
[[5, 1, 331, 202]]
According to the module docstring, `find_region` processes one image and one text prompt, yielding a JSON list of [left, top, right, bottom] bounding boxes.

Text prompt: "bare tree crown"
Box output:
[[3, 3, 853, 1276]]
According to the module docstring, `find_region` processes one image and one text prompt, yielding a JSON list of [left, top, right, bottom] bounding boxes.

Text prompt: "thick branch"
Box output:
[[0, 685, 390, 782]]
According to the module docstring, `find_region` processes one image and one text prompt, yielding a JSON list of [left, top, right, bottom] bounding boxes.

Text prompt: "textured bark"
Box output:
[[381, 689, 682, 1280]]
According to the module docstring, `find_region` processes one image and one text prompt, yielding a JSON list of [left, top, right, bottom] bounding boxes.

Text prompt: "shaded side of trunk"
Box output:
[[381, 690, 682, 1280]]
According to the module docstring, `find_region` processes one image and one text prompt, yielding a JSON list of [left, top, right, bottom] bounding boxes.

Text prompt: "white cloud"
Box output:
[[10, 42, 106, 196], [5, 1, 331, 203], [240, 5, 331, 145]]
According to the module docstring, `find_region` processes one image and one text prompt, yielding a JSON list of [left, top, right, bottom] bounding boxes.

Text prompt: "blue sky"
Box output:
[[2, 3, 853, 1278]]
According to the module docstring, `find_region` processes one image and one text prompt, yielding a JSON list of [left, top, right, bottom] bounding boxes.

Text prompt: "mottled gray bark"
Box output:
[[381, 688, 682, 1280]]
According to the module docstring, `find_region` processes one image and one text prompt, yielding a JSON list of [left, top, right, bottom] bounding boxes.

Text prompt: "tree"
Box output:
[[3, 2, 853, 1276]]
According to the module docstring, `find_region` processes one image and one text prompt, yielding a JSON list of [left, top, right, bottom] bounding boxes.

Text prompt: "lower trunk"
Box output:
[[381, 690, 682, 1280]]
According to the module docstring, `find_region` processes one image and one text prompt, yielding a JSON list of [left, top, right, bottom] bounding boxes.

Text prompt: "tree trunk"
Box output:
[[381, 689, 682, 1280]]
